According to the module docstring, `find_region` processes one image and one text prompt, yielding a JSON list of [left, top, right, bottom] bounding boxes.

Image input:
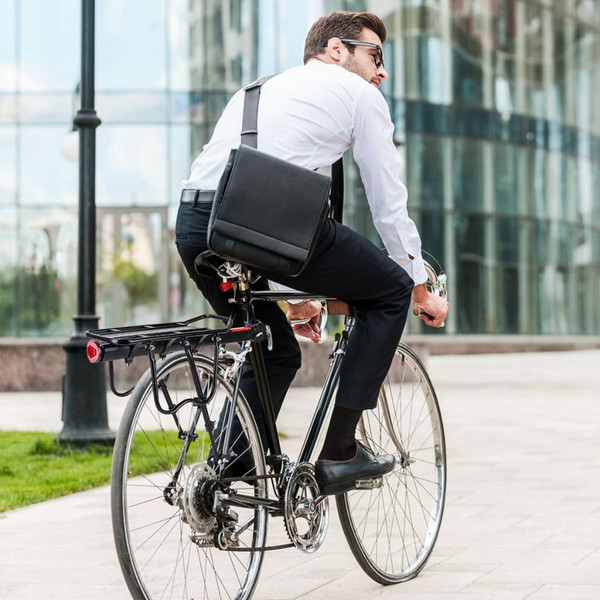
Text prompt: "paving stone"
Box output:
[[0, 350, 599, 599]]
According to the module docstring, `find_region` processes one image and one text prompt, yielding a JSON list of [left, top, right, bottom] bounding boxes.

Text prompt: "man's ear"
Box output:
[[324, 37, 343, 63]]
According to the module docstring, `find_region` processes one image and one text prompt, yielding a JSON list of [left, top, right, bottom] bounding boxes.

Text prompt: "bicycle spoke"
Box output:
[[112, 353, 267, 600], [337, 343, 446, 584]]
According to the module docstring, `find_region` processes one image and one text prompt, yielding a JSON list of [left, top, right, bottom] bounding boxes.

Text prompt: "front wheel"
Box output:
[[111, 352, 268, 600], [337, 342, 446, 584]]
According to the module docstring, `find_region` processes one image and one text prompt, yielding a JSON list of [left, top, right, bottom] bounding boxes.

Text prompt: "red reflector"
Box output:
[[231, 326, 252, 333], [219, 281, 233, 292], [86, 340, 102, 363]]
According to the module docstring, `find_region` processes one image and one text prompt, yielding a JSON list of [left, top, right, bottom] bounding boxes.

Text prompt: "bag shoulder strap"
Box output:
[[330, 157, 344, 223], [241, 75, 274, 149], [241, 74, 344, 223]]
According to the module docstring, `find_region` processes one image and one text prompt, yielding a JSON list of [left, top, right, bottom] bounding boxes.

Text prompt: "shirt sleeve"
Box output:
[[351, 85, 428, 285]]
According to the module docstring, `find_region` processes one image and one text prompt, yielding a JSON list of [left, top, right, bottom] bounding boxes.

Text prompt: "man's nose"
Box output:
[[377, 66, 388, 80]]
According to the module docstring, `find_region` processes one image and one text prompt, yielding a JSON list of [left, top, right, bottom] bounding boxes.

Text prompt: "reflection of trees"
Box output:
[[0, 266, 61, 335], [112, 240, 158, 312]]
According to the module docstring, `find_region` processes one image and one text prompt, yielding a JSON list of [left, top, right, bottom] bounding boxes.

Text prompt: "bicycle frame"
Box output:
[[217, 282, 354, 483]]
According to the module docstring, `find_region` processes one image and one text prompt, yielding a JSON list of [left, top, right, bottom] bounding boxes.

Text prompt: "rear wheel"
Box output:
[[337, 342, 446, 584], [111, 352, 268, 600]]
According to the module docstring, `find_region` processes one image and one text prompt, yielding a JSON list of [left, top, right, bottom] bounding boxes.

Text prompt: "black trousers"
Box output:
[[175, 201, 414, 444]]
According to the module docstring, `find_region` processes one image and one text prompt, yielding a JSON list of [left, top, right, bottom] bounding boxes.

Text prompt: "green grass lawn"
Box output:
[[0, 430, 181, 513]]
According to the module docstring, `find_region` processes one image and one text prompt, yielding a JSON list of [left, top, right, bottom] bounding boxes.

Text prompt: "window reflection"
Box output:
[[18, 0, 79, 91], [0, 0, 16, 92], [96, 126, 168, 207], [0, 127, 17, 204], [455, 212, 485, 333], [20, 126, 77, 207], [452, 0, 484, 106], [494, 142, 518, 215], [0, 0, 598, 337], [96, 0, 166, 91], [453, 138, 483, 211], [491, 0, 517, 114]]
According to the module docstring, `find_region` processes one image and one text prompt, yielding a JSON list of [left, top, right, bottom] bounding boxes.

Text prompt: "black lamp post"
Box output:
[[58, 0, 114, 443]]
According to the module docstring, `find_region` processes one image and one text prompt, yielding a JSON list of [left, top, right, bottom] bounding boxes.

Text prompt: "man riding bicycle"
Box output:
[[176, 10, 449, 495]]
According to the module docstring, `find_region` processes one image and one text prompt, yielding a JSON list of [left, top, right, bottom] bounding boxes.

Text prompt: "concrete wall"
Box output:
[[1, 335, 599, 392]]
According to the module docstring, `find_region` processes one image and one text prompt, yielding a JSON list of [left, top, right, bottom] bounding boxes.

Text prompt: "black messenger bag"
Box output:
[[207, 76, 339, 277]]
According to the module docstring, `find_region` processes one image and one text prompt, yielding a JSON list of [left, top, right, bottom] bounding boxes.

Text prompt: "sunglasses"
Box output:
[[338, 38, 385, 69]]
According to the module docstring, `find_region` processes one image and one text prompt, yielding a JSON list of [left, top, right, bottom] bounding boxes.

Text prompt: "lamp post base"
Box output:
[[57, 316, 115, 444]]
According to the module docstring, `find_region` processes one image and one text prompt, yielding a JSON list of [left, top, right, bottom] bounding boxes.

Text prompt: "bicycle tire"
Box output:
[[111, 352, 268, 600], [336, 342, 446, 584]]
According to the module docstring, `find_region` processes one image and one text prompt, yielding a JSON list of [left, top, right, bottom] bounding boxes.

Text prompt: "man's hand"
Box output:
[[411, 283, 449, 328], [285, 300, 323, 344]]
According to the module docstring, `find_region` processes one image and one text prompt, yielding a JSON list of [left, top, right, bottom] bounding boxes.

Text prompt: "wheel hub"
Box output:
[[181, 462, 218, 533], [283, 463, 328, 553]]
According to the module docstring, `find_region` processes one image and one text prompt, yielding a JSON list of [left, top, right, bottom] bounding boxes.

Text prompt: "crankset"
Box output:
[[283, 462, 329, 553]]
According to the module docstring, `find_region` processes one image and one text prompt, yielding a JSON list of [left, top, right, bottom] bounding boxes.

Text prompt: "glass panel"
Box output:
[[495, 215, 520, 333], [192, 0, 258, 91], [96, 0, 166, 91], [9, 206, 77, 336], [494, 142, 518, 214], [19, 0, 80, 91], [419, 209, 446, 273], [168, 123, 192, 223], [551, 11, 570, 123], [96, 92, 167, 123], [594, 152, 600, 227], [96, 126, 168, 207], [574, 19, 594, 130], [414, 209, 446, 335], [19, 92, 73, 123], [0, 94, 17, 122], [592, 34, 600, 133], [167, 0, 191, 89], [409, 133, 444, 210], [402, 3, 450, 103], [453, 138, 483, 212], [491, 0, 517, 114], [534, 219, 552, 333], [452, 0, 484, 106], [530, 147, 547, 218], [0, 126, 17, 204], [20, 126, 78, 207], [0, 0, 16, 92], [0, 205, 18, 335], [98, 209, 165, 326], [523, 2, 546, 120], [455, 212, 486, 333]]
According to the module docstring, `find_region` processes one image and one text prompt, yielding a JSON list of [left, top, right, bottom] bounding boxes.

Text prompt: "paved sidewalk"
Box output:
[[0, 350, 599, 600]]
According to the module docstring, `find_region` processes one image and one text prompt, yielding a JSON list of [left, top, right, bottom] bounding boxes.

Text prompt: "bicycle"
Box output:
[[86, 253, 447, 600]]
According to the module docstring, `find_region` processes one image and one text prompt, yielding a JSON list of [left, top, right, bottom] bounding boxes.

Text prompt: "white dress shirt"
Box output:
[[183, 59, 427, 284]]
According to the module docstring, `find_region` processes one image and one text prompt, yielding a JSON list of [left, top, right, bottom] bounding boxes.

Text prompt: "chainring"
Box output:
[[283, 462, 328, 553]]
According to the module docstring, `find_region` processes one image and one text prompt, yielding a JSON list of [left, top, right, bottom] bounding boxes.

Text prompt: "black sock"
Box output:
[[318, 405, 362, 461]]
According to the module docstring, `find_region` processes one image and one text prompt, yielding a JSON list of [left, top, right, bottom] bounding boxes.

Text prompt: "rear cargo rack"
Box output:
[[85, 314, 271, 411]]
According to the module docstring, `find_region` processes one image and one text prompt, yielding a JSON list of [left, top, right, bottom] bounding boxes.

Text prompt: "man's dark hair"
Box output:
[[303, 11, 387, 64]]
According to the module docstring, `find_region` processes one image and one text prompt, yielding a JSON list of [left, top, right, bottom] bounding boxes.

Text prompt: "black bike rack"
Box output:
[[85, 314, 271, 413]]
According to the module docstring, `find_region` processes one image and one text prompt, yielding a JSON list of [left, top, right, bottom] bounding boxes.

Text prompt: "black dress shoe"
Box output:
[[315, 441, 395, 495]]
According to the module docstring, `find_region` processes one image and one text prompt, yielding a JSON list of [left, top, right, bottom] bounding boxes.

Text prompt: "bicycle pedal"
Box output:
[[354, 477, 384, 490]]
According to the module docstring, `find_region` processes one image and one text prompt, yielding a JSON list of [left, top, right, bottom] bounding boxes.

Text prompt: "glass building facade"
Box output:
[[0, 0, 598, 337]]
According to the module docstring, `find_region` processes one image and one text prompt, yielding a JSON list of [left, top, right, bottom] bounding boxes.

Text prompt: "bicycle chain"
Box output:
[[215, 472, 294, 551], [224, 542, 294, 552]]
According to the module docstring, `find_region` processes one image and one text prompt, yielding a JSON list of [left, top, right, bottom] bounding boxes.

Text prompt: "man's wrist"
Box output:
[[411, 283, 429, 304]]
